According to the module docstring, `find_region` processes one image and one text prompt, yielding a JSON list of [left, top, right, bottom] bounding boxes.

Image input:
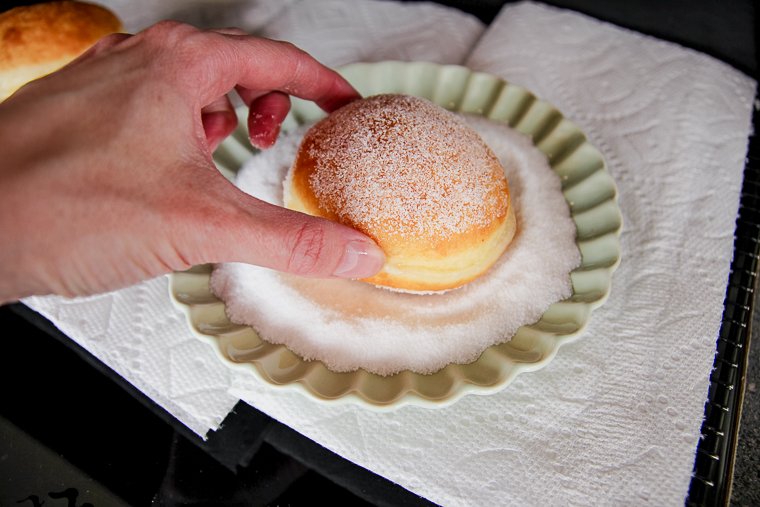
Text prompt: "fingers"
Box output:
[[129, 22, 359, 112], [201, 94, 238, 151], [130, 23, 360, 152], [179, 186, 385, 279], [240, 91, 290, 149], [194, 33, 360, 112], [135, 23, 376, 277]]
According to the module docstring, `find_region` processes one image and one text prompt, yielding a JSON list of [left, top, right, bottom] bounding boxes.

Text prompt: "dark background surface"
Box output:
[[1, 0, 758, 505], [733, 308, 760, 507]]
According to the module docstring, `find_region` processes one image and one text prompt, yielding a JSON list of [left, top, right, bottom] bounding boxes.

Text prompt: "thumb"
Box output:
[[181, 190, 385, 279]]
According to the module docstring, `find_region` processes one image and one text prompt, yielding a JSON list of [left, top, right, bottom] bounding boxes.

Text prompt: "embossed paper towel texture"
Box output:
[[21, 1, 485, 442], [20, 1, 757, 505], [227, 3, 757, 507], [464, 4, 756, 501], [255, 0, 485, 66]]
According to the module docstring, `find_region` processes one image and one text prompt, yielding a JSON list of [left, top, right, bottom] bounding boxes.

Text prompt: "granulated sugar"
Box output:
[[210, 115, 580, 376]]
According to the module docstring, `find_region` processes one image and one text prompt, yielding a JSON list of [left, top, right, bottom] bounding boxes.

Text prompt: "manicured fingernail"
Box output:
[[333, 240, 385, 279]]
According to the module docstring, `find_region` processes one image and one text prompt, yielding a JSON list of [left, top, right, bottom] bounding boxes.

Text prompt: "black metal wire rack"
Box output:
[[687, 96, 760, 506]]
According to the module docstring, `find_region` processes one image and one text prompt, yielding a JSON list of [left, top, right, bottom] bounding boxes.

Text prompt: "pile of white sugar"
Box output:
[[211, 115, 580, 376]]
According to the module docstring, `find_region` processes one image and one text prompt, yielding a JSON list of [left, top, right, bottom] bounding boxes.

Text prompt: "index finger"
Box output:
[[185, 30, 360, 111]]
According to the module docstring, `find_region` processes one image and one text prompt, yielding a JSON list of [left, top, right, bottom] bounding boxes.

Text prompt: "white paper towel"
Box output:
[[255, 0, 484, 66], [21, 1, 757, 505], [91, 0, 300, 33]]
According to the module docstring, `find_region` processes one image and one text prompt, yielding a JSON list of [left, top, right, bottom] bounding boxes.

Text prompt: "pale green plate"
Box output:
[[170, 61, 622, 409]]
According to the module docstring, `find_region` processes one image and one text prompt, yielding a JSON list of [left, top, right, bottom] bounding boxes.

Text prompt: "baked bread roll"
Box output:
[[285, 94, 516, 292], [0, 1, 123, 101]]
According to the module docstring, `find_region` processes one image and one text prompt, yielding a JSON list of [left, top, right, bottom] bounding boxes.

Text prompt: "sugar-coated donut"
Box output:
[[284, 94, 516, 292], [0, 1, 123, 101]]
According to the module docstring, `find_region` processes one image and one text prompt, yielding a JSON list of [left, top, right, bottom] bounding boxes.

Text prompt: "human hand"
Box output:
[[0, 21, 385, 303]]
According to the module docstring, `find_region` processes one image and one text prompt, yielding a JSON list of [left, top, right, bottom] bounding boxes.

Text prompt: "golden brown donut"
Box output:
[[284, 94, 517, 292], [0, 1, 123, 101]]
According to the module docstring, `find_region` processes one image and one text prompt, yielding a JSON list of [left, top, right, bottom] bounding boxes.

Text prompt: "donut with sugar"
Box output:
[[284, 94, 516, 292]]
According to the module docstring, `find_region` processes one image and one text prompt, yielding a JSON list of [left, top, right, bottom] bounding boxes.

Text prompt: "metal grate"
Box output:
[[687, 96, 760, 506]]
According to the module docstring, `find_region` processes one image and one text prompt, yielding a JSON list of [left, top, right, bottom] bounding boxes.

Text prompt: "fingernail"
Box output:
[[249, 115, 280, 149], [333, 240, 385, 279]]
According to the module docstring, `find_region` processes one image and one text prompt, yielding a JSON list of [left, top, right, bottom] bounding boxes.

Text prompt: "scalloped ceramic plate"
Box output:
[[170, 61, 622, 409]]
